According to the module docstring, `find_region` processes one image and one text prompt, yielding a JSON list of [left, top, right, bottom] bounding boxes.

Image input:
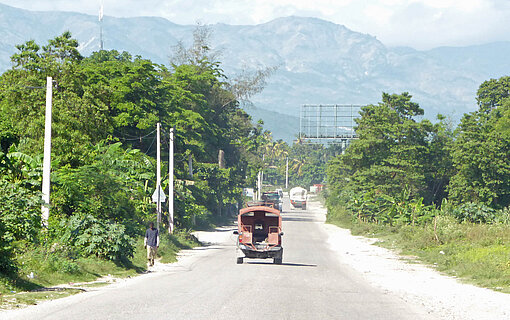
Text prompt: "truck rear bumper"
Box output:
[[239, 245, 282, 259]]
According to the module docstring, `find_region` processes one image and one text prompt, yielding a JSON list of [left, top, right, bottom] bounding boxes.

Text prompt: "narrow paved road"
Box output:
[[5, 198, 434, 320]]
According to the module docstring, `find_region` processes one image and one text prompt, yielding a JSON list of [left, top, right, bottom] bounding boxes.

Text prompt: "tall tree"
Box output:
[[449, 77, 510, 208], [331, 92, 433, 199]]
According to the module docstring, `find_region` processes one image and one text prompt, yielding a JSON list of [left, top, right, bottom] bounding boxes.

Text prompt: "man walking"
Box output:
[[144, 222, 159, 267]]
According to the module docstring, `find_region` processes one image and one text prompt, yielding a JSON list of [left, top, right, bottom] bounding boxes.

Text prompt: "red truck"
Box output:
[[234, 206, 284, 264]]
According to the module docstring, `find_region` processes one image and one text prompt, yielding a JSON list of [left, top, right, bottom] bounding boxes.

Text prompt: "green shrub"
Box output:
[[0, 220, 15, 274], [494, 207, 510, 224], [0, 181, 42, 242], [16, 243, 81, 275], [0, 181, 42, 275], [451, 202, 497, 223], [338, 188, 436, 226], [60, 214, 136, 261]]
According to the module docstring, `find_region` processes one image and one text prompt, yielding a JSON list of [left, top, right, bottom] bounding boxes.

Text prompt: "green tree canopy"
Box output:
[[449, 77, 510, 208]]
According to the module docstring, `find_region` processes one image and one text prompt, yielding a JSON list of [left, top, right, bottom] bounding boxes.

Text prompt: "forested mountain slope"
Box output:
[[1, 4, 509, 141]]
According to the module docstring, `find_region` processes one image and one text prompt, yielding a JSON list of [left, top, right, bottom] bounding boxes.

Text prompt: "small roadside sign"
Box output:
[[152, 185, 167, 203]]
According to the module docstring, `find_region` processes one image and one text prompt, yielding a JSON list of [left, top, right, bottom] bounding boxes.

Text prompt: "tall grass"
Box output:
[[327, 204, 510, 293], [0, 231, 199, 296]]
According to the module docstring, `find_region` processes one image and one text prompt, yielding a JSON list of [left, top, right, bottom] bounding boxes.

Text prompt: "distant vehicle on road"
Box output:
[[243, 187, 255, 200], [276, 188, 283, 199], [290, 187, 307, 210], [234, 206, 284, 264], [261, 191, 283, 212]]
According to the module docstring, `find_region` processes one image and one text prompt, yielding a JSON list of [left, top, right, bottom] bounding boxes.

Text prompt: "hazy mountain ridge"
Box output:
[[0, 4, 509, 141]]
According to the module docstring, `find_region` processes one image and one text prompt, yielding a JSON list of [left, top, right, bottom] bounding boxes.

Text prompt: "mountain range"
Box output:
[[1, 3, 509, 142]]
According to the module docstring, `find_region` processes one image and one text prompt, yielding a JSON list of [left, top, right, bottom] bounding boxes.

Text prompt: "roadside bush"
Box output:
[[51, 165, 137, 222], [59, 214, 136, 261], [0, 181, 42, 242], [14, 241, 81, 275], [0, 181, 42, 275], [494, 207, 510, 224], [0, 220, 15, 274], [48, 255, 80, 274], [450, 202, 497, 223], [341, 189, 436, 226]]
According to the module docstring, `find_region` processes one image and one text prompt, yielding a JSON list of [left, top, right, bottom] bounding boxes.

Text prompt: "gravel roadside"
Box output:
[[310, 200, 510, 320]]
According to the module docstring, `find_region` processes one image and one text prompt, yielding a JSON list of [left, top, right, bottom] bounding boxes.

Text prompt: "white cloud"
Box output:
[[0, 0, 509, 49], [410, 0, 485, 11], [363, 4, 393, 25]]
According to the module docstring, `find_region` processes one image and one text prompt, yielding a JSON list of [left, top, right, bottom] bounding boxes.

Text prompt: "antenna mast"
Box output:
[[99, 0, 104, 50]]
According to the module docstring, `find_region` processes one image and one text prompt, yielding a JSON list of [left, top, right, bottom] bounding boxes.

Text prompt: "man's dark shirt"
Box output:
[[145, 227, 159, 247]]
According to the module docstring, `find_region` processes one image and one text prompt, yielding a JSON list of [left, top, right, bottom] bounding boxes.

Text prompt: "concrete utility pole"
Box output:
[[188, 154, 193, 177], [218, 149, 225, 169], [257, 171, 262, 201], [168, 128, 174, 234], [41, 77, 53, 226], [285, 157, 289, 189], [156, 123, 161, 230], [261, 154, 264, 196]]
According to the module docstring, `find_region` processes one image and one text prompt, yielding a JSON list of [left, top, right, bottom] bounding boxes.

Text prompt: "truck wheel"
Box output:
[[274, 249, 283, 264], [236, 257, 244, 264]]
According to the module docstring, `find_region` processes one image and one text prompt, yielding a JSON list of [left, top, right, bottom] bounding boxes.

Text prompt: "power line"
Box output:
[[114, 128, 157, 141], [144, 134, 157, 155]]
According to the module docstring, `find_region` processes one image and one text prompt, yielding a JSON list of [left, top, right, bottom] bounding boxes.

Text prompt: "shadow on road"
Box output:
[[246, 261, 317, 267], [191, 246, 223, 251], [208, 227, 237, 232], [282, 216, 322, 222]]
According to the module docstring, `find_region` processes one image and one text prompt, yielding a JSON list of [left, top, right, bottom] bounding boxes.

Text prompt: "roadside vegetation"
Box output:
[[0, 26, 335, 303], [0, 27, 276, 300], [0, 231, 198, 308], [326, 81, 510, 292]]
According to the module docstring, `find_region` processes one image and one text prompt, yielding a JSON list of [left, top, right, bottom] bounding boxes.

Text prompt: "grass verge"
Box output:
[[0, 230, 199, 309], [327, 204, 510, 293]]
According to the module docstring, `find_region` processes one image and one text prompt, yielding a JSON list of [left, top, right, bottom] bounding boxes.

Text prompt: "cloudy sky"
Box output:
[[1, 0, 509, 49]]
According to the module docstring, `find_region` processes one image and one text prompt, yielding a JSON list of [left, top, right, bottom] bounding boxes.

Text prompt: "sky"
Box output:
[[1, 0, 509, 49]]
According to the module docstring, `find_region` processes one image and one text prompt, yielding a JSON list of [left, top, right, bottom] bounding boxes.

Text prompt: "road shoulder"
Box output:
[[316, 200, 510, 320], [0, 226, 235, 318]]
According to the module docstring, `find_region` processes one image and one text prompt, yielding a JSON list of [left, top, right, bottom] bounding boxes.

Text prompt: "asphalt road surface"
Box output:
[[5, 198, 434, 320]]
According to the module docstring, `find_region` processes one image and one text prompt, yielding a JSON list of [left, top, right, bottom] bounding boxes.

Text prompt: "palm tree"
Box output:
[[273, 140, 288, 159], [291, 158, 306, 177]]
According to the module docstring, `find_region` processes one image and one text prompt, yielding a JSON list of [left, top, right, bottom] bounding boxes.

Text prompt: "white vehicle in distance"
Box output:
[[276, 188, 284, 212], [289, 187, 307, 210]]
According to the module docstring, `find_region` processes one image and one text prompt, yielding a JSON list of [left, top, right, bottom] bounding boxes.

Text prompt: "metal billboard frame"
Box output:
[[299, 104, 362, 144]]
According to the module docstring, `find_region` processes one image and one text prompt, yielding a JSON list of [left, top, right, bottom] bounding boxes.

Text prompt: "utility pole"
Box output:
[[257, 171, 262, 200], [261, 154, 264, 189], [188, 154, 193, 177], [285, 157, 289, 189], [218, 150, 225, 169], [156, 123, 161, 230], [41, 77, 53, 226], [189, 153, 195, 225], [168, 128, 174, 234], [257, 154, 264, 200]]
